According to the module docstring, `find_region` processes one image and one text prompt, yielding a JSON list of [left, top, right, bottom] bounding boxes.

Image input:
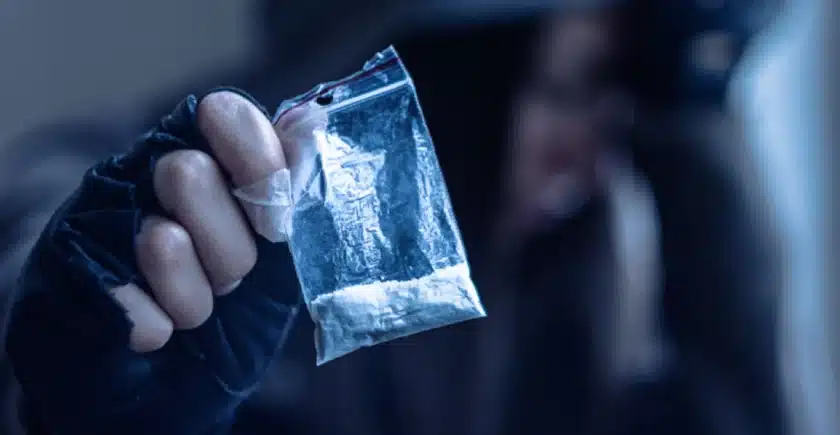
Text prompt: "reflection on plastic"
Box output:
[[232, 168, 294, 243], [274, 46, 486, 365]]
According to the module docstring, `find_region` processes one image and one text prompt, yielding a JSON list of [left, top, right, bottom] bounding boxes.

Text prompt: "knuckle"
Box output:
[[136, 219, 193, 268], [197, 91, 248, 128], [154, 150, 222, 200]]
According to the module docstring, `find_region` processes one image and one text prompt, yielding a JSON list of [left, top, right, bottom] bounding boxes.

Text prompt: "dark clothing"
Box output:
[[7, 91, 301, 435], [1, 15, 788, 435]]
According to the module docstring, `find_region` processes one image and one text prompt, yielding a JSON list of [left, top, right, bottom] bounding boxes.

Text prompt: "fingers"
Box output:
[[111, 283, 174, 353], [149, 89, 282, 295], [135, 216, 215, 330], [197, 90, 293, 243], [130, 90, 287, 349], [154, 150, 257, 294]]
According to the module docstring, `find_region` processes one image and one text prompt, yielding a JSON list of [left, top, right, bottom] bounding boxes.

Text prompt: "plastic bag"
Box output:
[[273, 46, 485, 365]]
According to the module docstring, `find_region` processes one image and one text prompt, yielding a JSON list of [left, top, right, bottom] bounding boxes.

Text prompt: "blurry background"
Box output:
[[0, 0, 255, 146], [729, 1, 837, 434], [0, 0, 836, 434]]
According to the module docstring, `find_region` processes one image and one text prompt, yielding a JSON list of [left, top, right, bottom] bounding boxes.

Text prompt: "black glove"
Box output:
[[6, 89, 301, 435]]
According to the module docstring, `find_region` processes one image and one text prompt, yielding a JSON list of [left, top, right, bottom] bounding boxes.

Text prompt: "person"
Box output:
[[0, 3, 788, 435]]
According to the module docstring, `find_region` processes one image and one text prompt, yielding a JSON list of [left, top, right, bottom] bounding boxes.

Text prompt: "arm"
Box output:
[[3, 91, 302, 434], [0, 123, 135, 434]]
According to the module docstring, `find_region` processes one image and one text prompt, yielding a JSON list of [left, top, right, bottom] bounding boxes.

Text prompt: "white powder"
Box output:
[[309, 263, 485, 364]]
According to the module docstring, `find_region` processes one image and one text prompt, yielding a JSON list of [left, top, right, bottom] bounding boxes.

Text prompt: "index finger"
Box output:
[[196, 91, 286, 187]]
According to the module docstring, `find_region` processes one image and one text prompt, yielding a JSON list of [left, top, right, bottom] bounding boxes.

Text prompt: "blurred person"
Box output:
[[0, 2, 788, 435]]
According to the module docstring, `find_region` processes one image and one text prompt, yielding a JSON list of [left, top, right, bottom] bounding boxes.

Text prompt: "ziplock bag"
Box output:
[[273, 46, 485, 365]]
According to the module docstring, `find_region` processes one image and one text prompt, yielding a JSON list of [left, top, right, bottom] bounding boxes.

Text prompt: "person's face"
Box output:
[[510, 12, 621, 220]]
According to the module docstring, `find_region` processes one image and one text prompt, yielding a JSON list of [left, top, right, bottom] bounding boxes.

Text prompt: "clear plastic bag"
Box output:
[[274, 46, 485, 365]]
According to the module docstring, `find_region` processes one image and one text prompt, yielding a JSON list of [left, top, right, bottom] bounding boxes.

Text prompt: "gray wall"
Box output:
[[0, 0, 256, 145]]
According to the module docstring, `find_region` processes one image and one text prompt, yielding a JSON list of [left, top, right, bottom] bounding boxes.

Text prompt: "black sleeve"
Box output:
[[3, 92, 302, 435], [0, 122, 136, 435]]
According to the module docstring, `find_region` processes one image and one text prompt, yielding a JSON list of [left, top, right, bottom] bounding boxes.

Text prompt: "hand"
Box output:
[[6, 89, 301, 435], [128, 89, 290, 350]]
